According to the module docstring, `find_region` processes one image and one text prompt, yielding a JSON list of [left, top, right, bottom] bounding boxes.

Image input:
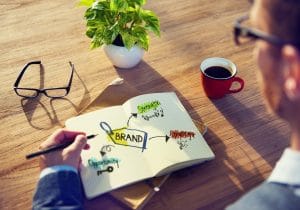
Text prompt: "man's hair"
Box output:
[[263, 0, 300, 48]]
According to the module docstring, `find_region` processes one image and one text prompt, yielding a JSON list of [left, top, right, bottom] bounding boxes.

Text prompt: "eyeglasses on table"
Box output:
[[14, 61, 74, 98]]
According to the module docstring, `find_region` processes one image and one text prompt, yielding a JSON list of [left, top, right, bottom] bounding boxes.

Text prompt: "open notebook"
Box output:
[[66, 92, 215, 199]]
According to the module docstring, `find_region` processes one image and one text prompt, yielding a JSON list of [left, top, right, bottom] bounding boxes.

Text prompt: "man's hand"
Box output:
[[39, 129, 89, 170]]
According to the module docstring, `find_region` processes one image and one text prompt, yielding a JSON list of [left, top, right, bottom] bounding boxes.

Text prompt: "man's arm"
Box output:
[[33, 169, 83, 210], [32, 129, 88, 210]]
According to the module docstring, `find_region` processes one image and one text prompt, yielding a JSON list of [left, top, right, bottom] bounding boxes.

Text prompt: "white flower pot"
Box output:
[[103, 45, 145, 69]]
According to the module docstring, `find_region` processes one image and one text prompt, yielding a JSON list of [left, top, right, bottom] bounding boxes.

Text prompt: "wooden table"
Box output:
[[0, 0, 290, 209]]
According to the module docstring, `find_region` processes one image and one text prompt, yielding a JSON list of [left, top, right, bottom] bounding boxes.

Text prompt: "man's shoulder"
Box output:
[[226, 182, 300, 210]]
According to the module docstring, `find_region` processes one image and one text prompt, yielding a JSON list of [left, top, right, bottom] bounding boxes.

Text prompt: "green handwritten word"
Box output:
[[88, 157, 120, 169], [137, 100, 161, 114]]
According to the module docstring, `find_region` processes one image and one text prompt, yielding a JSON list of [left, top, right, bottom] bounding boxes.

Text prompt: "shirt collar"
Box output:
[[268, 148, 300, 186]]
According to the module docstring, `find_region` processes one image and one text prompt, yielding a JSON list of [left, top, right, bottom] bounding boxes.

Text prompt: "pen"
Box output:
[[25, 134, 98, 159]]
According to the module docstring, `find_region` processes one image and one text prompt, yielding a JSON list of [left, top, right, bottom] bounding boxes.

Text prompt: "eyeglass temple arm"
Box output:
[[14, 61, 42, 88], [234, 14, 272, 45], [66, 61, 74, 92], [234, 14, 295, 47]]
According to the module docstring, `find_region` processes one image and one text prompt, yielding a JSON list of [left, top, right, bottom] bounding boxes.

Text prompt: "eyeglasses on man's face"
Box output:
[[233, 15, 300, 48], [14, 61, 74, 98]]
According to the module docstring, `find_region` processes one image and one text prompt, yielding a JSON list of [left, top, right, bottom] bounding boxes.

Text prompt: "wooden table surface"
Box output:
[[0, 0, 290, 209]]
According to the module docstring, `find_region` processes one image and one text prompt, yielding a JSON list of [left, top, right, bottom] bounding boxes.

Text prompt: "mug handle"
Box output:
[[228, 77, 244, 93]]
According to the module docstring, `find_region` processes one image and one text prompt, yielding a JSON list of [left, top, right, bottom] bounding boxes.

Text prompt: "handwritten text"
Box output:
[[88, 157, 120, 169], [137, 100, 161, 114], [170, 130, 195, 140]]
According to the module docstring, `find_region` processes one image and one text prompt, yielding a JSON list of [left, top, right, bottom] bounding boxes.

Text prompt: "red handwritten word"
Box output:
[[170, 130, 195, 140]]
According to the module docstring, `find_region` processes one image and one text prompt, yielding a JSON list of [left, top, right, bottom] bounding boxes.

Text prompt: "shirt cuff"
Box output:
[[268, 148, 300, 185], [39, 165, 78, 179]]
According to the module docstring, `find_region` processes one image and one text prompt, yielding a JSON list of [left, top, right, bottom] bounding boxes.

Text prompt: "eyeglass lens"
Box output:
[[44, 89, 68, 98], [15, 88, 68, 98], [235, 17, 257, 45], [15, 89, 39, 98]]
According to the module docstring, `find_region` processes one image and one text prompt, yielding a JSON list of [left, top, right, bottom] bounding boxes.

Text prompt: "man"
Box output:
[[32, 129, 88, 210], [33, 0, 300, 209], [227, 0, 300, 209]]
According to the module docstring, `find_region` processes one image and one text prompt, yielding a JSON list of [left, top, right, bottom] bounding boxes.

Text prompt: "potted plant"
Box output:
[[79, 0, 160, 69]]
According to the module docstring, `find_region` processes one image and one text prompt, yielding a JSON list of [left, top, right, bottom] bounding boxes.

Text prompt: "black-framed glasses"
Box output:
[[14, 61, 74, 98], [234, 15, 300, 48]]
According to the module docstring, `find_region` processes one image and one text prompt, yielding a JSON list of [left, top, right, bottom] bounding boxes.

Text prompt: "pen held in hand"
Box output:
[[25, 134, 98, 160]]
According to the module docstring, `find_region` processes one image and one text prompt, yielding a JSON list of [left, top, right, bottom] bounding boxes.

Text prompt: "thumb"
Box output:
[[67, 134, 87, 156]]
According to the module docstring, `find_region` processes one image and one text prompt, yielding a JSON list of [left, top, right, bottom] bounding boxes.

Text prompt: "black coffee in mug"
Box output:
[[204, 66, 232, 79]]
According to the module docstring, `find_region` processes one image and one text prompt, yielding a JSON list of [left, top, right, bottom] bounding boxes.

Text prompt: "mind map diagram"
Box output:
[[87, 99, 196, 176]]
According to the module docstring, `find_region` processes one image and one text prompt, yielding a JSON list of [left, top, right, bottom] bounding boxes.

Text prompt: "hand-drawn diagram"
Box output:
[[137, 100, 161, 114], [100, 145, 115, 156], [137, 100, 164, 121], [88, 144, 120, 176], [99, 99, 196, 152], [100, 121, 149, 151], [87, 99, 197, 174], [170, 130, 196, 150], [97, 166, 114, 175]]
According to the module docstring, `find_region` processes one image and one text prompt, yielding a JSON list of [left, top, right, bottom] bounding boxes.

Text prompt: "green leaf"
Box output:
[[134, 0, 146, 6], [86, 27, 97, 38], [120, 32, 136, 49], [90, 26, 106, 49], [78, 0, 94, 7], [141, 10, 160, 36], [80, 0, 160, 50], [137, 36, 149, 50], [111, 30, 119, 43], [91, 35, 104, 49], [110, 0, 129, 11], [84, 8, 96, 19], [132, 26, 149, 50], [92, 1, 109, 11], [132, 25, 146, 37], [127, 0, 146, 7], [86, 19, 105, 27]]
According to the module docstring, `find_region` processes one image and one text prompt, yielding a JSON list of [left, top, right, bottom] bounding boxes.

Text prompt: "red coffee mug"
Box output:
[[200, 57, 244, 99]]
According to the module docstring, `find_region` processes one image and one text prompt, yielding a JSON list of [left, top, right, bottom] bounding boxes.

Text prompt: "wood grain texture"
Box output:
[[0, 0, 290, 209]]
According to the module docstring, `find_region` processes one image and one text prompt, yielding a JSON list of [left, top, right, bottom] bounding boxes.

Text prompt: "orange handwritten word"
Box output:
[[170, 130, 195, 140]]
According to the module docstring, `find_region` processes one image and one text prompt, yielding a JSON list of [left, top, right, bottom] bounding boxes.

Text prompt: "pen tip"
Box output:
[[87, 134, 98, 139]]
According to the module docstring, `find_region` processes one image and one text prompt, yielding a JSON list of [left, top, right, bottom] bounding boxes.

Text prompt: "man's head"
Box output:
[[249, 0, 300, 128]]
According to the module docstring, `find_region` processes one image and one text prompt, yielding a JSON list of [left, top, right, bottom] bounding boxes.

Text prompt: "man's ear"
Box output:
[[282, 45, 300, 100]]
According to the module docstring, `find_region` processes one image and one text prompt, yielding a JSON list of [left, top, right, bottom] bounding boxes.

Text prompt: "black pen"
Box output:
[[26, 134, 98, 159]]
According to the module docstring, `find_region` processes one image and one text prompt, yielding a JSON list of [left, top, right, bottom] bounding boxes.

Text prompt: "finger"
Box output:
[[66, 134, 87, 157], [39, 129, 86, 149], [60, 129, 86, 141]]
